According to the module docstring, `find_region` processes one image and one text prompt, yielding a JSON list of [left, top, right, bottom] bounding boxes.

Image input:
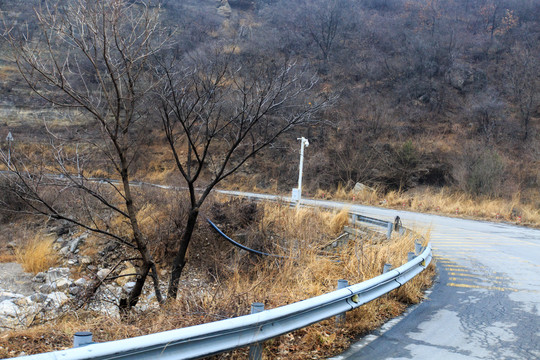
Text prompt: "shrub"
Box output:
[[464, 150, 505, 197], [0, 177, 29, 224]]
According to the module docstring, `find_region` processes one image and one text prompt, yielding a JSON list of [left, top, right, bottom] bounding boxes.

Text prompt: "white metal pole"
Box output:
[[297, 137, 308, 204], [6, 132, 13, 168]]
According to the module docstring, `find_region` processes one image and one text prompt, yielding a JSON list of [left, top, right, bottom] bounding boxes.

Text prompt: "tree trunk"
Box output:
[[167, 208, 199, 300], [121, 262, 151, 313], [120, 163, 163, 309]]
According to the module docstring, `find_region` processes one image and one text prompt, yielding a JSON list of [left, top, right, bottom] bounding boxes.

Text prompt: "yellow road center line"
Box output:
[[441, 264, 468, 267], [435, 232, 540, 248], [448, 272, 478, 277], [446, 283, 518, 292], [449, 277, 510, 284], [432, 249, 497, 252], [434, 241, 490, 243], [447, 272, 508, 280], [504, 239, 540, 247], [448, 277, 477, 282], [434, 245, 491, 247]]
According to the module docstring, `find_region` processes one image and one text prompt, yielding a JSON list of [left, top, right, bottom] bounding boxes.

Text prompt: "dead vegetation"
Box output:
[[14, 236, 59, 274], [321, 185, 540, 227], [0, 200, 434, 359]]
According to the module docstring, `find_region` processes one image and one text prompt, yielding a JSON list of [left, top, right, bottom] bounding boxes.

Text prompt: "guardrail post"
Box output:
[[386, 222, 393, 239], [336, 279, 348, 325], [249, 303, 265, 360], [407, 252, 415, 261], [73, 331, 93, 348], [415, 240, 423, 255], [383, 263, 392, 273]]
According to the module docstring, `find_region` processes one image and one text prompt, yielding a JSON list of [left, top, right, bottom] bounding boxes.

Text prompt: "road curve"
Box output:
[[312, 199, 540, 360], [220, 192, 540, 359]]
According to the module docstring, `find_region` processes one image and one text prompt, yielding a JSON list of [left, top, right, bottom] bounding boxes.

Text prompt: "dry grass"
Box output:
[[14, 236, 59, 274], [0, 254, 17, 263], [1, 202, 434, 359], [323, 186, 540, 227], [329, 208, 350, 235]]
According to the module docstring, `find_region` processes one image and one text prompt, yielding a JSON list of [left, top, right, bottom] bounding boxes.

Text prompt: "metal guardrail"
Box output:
[[14, 246, 431, 359], [353, 213, 389, 228], [2, 180, 431, 360], [214, 189, 399, 239], [16, 244, 432, 360], [352, 213, 395, 239]]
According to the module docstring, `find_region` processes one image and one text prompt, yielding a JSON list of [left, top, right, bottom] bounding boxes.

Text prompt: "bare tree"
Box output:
[[303, 0, 347, 63], [3, 0, 167, 311], [468, 89, 505, 142], [258, 0, 350, 65], [158, 49, 330, 299], [505, 41, 539, 140]]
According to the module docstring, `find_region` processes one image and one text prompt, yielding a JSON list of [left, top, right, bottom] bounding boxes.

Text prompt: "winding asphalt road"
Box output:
[[221, 192, 540, 359], [313, 199, 540, 360]]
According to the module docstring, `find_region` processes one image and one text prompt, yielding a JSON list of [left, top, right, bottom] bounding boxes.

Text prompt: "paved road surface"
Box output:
[[304, 200, 540, 360], [221, 192, 540, 359]]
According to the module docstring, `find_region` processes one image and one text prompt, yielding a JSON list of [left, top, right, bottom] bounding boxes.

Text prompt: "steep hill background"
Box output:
[[1, 0, 539, 201]]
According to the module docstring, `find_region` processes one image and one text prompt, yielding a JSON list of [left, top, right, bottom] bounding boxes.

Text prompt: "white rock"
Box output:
[[39, 284, 53, 294], [32, 272, 47, 283], [69, 233, 88, 252], [0, 300, 19, 318], [146, 292, 156, 302], [29, 293, 47, 303], [69, 286, 80, 296], [45, 292, 69, 309], [115, 265, 136, 286], [105, 284, 121, 298], [123, 282, 136, 294], [80, 256, 92, 265], [74, 278, 88, 287], [46, 268, 70, 283], [13, 296, 32, 307], [97, 268, 110, 280], [54, 278, 72, 291], [352, 182, 374, 194], [0, 291, 24, 302]]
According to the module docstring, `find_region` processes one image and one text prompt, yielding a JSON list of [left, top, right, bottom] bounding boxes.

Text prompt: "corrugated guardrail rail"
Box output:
[[10, 199, 432, 360]]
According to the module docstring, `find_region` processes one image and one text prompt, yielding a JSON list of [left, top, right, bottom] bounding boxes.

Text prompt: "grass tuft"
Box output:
[[15, 236, 59, 274], [329, 208, 350, 235]]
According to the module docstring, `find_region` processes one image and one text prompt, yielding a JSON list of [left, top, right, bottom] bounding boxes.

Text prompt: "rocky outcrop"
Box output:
[[445, 64, 486, 92], [0, 227, 164, 331], [216, 0, 232, 17], [352, 182, 375, 194]]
